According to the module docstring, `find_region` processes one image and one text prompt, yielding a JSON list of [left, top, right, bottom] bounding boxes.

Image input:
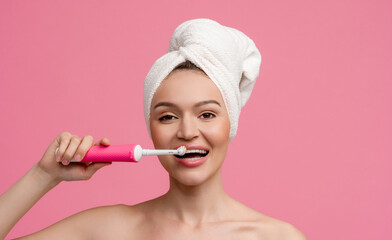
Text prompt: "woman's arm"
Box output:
[[0, 132, 112, 239], [0, 163, 60, 239]]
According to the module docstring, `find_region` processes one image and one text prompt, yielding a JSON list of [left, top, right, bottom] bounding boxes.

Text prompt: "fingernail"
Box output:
[[62, 159, 69, 165], [75, 154, 81, 161], [56, 156, 61, 162]]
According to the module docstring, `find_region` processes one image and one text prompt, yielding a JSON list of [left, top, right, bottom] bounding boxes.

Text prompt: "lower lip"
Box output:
[[174, 154, 209, 167]]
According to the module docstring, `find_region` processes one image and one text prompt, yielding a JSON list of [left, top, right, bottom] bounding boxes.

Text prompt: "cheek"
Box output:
[[150, 121, 175, 147], [202, 117, 230, 144]]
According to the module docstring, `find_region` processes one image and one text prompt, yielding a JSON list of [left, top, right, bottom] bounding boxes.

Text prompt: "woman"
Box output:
[[0, 19, 307, 239]]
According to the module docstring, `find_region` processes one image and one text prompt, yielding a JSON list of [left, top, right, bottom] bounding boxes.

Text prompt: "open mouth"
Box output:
[[174, 149, 209, 160]]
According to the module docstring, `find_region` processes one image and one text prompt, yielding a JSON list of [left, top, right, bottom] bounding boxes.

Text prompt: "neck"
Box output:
[[159, 169, 232, 226]]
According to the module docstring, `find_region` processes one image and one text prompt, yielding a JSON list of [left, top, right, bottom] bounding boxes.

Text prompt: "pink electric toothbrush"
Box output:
[[54, 145, 187, 163]]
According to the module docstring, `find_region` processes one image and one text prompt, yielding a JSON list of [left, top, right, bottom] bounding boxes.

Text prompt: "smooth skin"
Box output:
[[0, 69, 307, 240]]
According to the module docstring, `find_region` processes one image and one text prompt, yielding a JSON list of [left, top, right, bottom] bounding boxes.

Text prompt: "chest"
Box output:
[[125, 221, 263, 240]]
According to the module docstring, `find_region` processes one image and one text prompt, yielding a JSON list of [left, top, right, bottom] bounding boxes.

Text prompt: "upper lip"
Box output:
[[174, 144, 210, 152]]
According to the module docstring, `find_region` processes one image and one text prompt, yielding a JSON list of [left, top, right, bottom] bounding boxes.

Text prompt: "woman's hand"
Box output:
[[38, 132, 112, 183], [0, 132, 112, 239]]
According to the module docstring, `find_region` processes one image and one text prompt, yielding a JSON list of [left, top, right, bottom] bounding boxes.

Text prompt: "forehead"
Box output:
[[151, 70, 225, 107]]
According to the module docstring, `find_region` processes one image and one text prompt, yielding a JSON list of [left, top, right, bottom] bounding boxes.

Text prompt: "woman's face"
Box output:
[[150, 69, 230, 186]]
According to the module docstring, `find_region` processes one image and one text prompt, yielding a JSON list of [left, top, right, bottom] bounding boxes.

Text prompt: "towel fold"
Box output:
[[144, 18, 262, 142]]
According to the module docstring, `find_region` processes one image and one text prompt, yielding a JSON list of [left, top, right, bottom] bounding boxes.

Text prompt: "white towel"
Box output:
[[143, 18, 262, 142]]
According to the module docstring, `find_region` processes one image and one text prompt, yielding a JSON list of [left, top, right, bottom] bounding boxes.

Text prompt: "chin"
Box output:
[[170, 169, 212, 186], [159, 154, 224, 186], [176, 165, 225, 186]]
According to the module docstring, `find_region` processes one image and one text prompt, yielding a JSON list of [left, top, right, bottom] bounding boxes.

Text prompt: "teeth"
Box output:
[[174, 149, 209, 161], [185, 149, 208, 154], [183, 156, 204, 161]]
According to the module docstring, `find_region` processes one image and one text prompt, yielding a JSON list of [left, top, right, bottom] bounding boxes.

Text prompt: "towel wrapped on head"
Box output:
[[143, 18, 262, 142]]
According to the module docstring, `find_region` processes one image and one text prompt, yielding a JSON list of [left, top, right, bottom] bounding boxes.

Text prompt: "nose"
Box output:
[[176, 114, 199, 140]]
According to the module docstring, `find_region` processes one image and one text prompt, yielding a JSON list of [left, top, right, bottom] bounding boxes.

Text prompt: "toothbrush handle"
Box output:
[[72, 144, 140, 163]]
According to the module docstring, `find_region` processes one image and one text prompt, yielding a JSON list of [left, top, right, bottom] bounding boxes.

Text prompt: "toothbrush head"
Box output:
[[177, 146, 187, 156]]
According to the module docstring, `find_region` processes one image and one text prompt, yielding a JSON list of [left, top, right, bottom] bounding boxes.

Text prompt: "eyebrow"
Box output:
[[153, 100, 221, 110]]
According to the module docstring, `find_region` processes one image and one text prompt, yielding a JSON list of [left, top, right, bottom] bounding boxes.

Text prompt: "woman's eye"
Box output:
[[200, 113, 216, 119], [159, 115, 176, 121]]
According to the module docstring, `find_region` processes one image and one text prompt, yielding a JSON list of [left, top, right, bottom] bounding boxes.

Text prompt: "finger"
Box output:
[[101, 137, 110, 146], [62, 135, 81, 165], [56, 132, 72, 162], [94, 137, 111, 146], [73, 135, 94, 162], [83, 162, 112, 180]]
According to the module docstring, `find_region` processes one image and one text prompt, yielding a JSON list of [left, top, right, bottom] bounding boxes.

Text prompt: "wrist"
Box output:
[[31, 163, 62, 190]]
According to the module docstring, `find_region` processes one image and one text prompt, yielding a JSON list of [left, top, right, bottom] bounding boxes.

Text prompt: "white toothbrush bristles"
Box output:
[[177, 146, 187, 156]]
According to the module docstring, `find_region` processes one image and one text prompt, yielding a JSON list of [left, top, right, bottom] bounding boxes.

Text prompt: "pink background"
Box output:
[[1, 0, 391, 239]]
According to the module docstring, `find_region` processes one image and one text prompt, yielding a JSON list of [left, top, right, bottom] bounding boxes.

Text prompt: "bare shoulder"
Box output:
[[62, 203, 138, 224], [280, 222, 307, 240], [63, 204, 143, 232], [234, 203, 306, 240], [70, 203, 145, 239], [254, 213, 307, 240], [82, 203, 138, 218], [267, 218, 307, 240], [78, 203, 143, 229], [14, 204, 141, 240]]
